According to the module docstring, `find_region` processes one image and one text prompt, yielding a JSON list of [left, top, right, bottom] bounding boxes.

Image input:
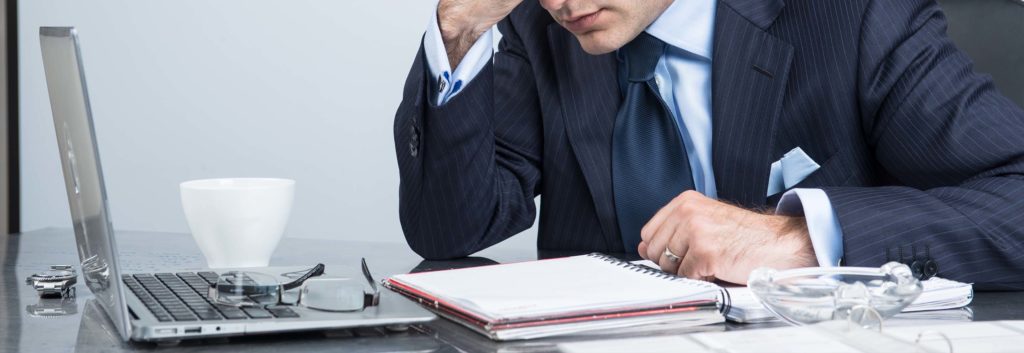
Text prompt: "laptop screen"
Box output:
[[40, 27, 132, 341]]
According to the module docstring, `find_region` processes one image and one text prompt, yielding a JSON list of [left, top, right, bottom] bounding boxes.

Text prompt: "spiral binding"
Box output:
[[585, 253, 732, 317]]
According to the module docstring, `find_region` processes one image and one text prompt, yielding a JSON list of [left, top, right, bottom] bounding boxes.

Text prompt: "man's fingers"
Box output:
[[661, 233, 689, 275], [640, 194, 686, 243], [667, 235, 689, 269], [647, 216, 680, 263], [677, 250, 706, 280], [637, 242, 649, 259]]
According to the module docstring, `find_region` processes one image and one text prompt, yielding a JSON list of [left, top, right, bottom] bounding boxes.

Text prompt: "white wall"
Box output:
[[19, 1, 538, 250]]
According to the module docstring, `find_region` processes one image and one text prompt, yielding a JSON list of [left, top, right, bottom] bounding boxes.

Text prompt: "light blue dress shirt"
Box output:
[[422, 0, 844, 267]]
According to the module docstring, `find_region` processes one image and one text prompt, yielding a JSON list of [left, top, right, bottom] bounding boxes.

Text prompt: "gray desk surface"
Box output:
[[2, 228, 1022, 353]]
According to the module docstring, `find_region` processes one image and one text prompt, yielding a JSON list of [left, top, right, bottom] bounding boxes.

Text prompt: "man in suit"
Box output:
[[394, 0, 1024, 288]]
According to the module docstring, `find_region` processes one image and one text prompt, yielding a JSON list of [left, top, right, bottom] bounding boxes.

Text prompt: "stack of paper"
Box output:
[[903, 277, 974, 311], [725, 277, 974, 323]]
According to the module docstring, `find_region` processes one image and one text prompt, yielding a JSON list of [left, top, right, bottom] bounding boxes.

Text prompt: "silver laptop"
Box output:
[[39, 26, 435, 343]]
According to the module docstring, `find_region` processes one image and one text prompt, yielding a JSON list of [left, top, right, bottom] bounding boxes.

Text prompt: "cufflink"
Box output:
[[438, 74, 448, 93]]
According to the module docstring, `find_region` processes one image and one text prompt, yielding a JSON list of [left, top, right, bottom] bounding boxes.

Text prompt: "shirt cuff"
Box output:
[[423, 7, 494, 106], [775, 188, 844, 267]]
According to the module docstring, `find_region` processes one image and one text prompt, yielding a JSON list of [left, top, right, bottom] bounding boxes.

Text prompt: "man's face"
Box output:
[[540, 0, 674, 54]]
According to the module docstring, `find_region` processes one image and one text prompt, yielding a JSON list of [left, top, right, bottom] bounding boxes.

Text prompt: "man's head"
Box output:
[[540, 0, 674, 54]]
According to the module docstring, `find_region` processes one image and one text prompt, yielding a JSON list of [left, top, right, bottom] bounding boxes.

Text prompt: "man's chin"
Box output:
[[574, 33, 623, 55]]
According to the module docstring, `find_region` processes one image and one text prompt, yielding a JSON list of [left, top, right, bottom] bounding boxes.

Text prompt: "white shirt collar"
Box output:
[[644, 0, 717, 60]]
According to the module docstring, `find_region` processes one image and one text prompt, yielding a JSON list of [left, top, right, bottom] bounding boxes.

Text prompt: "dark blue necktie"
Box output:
[[612, 32, 694, 254]]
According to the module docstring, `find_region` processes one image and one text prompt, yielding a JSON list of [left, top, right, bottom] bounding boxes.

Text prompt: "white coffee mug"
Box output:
[[180, 178, 295, 268]]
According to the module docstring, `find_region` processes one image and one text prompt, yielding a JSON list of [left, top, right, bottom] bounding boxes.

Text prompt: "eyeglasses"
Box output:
[[207, 259, 381, 312]]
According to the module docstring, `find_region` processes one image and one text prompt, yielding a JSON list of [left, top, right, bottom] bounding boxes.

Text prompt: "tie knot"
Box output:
[[622, 32, 665, 82]]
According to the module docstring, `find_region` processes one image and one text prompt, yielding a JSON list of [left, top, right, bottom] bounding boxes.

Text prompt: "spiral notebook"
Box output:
[[383, 253, 725, 340]]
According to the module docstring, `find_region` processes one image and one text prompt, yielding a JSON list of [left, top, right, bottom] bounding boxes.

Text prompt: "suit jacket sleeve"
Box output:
[[393, 16, 543, 260], [824, 0, 1024, 289]]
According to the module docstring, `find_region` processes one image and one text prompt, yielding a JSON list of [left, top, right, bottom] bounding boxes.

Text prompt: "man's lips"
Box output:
[[562, 9, 603, 33]]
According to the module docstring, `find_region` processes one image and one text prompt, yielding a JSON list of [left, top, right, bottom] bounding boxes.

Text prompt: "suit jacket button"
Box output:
[[923, 260, 938, 279], [409, 142, 419, 157], [910, 260, 924, 279]]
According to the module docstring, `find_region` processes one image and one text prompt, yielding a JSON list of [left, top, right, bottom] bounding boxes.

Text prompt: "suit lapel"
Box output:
[[548, 24, 623, 250], [711, 0, 793, 208]]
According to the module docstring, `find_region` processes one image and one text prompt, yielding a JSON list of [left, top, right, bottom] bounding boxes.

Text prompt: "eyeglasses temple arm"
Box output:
[[280, 263, 326, 291], [361, 258, 380, 306]]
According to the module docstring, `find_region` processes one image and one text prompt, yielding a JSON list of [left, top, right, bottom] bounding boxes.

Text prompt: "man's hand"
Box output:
[[637, 191, 817, 284], [438, 0, 522, 69]]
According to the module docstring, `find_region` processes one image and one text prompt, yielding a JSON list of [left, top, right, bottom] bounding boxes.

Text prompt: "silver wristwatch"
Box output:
[[26, 265, 78, 297]]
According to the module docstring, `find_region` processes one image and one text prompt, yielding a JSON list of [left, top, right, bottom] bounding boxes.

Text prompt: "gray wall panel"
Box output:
[[18, 0, 539, 251]]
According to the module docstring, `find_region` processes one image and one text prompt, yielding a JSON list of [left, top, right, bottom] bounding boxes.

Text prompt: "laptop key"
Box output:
[[267, 307, 300, 318], [242, 307, 274, 319], [190, 305, 216, 312], [164, 306, 190, 313], [193, 307, 220, 315], [198, 272, 219, 284], [196, 312, 223, 321], [218, 307, 247, 317], [171, 313, 198, 321], [221, 311, 248, 320]]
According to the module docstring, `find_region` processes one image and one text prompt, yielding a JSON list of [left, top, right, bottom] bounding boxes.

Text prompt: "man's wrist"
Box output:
[[437, 6, 493, 69], [772, 215, 817, 267], [776, 188, 845, 267]]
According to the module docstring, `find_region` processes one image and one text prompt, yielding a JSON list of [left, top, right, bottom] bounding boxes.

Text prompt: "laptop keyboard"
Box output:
[[122, 272, 300, 322]]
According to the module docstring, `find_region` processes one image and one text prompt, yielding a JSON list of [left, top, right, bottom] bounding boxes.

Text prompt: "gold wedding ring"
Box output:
[[663, 248, 681, 263]]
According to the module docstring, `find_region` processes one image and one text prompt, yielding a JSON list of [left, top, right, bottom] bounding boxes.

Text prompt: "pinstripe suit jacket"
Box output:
[[394, 0, 1024, 289]]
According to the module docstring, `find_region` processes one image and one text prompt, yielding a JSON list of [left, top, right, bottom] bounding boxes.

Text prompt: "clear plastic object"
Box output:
[[748, 262, 923, 327]]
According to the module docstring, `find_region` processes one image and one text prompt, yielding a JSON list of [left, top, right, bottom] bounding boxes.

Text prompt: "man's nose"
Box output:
[[538, 0, 568, 13]]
